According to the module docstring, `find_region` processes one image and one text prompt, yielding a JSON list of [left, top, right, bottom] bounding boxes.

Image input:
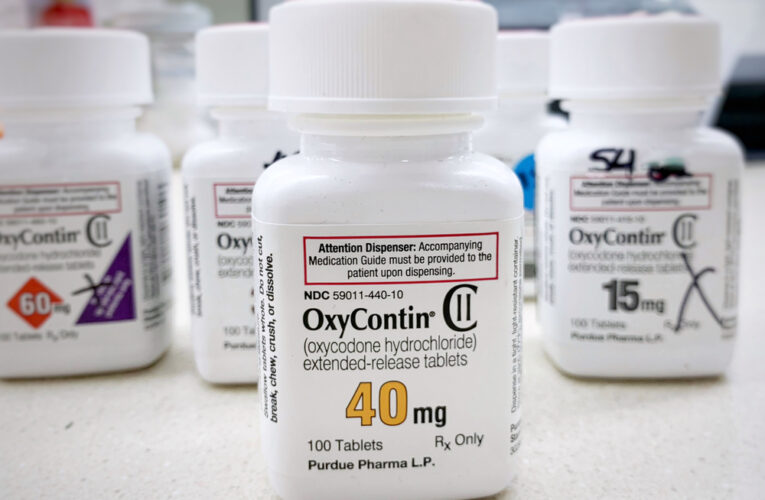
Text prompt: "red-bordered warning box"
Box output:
[[0, 181, 122, 218], [304, 233, 500, 286], [569, 174, 713, 212], [213, 183, 254, 219]]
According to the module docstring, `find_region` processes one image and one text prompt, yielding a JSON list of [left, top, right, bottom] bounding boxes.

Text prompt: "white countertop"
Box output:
[[2, 166, 764, 500]]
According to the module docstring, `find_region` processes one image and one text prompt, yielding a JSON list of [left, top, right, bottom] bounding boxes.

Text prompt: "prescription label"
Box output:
[[538, 153, 740, 348], [255, 218, 523, 479], [0, 176, 170, 345], [184, 179, 258, 364]]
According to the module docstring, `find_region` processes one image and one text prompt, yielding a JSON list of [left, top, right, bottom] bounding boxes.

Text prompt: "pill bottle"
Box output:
[[474, 31, 566, 300], [183, 24, 298, 384], [254, 1, 524, 498], [110, 3, 215, 166], [0, 29, 173, 378], [536, 15, 743, 378]]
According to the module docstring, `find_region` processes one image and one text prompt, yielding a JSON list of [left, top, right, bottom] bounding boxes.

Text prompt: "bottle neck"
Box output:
[[565, 100, 706, 131], [1, 108, 140, 141], [482, 96, 550, 133], [211, 107, 290, 140], [495, 95, 549, 119], [301, 131, 472, 163], [294, 114, 478, 163]]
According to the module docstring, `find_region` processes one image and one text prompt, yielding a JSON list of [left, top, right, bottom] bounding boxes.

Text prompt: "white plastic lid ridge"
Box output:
[[497, 30, 550, 96], [268, 0, 498, 115], [0, 29, 153, 109], [196, 24, 270, 108], [549, 13, 721, 101]]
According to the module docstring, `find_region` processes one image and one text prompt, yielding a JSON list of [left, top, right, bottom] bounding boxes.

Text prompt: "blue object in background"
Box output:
[[514, 153, 536, 211]]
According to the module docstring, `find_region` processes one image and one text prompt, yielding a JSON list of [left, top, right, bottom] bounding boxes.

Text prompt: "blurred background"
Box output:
[[1, 0, 762, 161]]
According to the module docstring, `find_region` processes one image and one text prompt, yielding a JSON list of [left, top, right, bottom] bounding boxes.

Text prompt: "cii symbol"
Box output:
[[443, 284, 478, 332], [673, 214, 697, 250], [670, 214, 735, 332]]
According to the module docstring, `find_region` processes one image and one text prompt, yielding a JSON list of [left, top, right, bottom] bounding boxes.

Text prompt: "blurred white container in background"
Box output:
[[474, 31, 566, 299], [109, 2, 214, 167], [488, 0, 763, 124]]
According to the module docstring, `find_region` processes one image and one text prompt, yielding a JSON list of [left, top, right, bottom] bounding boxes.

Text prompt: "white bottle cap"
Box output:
[[497, 31, 549, 97], [196, 24, 269, 108], [0, 29, 152, 110], [269, 0, 497, 115], [550, 14, 720, 101]]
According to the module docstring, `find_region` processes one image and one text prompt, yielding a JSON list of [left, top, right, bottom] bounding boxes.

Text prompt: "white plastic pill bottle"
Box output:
[[182, 24, 298, 384], [254, 1, 524, 498], [0, 29, 173, 378], [536, 15, 743, 378], [474, 31, 565, 299]]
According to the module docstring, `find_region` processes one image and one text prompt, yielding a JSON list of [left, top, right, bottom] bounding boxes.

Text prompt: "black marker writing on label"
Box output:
[[672, 253, 735, 333]]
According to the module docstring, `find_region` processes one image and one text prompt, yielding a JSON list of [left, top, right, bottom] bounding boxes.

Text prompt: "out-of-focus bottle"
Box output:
[[474, 31, 566, 299], [109, 2, 214, 166]]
